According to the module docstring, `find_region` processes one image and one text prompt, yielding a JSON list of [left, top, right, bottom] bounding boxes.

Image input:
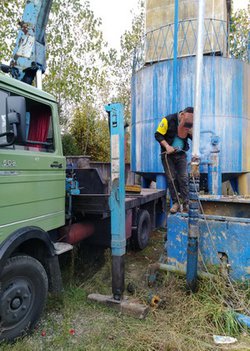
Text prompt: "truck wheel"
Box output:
[[132, 209, 151, 250], [0, 255, 48, 342]]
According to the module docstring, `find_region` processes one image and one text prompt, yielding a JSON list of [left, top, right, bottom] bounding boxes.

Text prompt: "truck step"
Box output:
[[54, 242, 73, 255]]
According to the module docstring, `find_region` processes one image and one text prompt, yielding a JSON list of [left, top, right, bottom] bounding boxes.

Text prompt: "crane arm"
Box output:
[[10, 0, 53, 85]]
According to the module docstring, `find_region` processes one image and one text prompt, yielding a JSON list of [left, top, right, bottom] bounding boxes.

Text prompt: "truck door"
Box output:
[[0, 90, 65, 242]]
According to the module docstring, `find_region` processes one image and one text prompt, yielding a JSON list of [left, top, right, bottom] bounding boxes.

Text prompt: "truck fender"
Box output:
[[0, 226, 55, 266]]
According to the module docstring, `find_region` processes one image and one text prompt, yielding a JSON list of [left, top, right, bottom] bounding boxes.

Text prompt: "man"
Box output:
[[155, 107, 193, 214]]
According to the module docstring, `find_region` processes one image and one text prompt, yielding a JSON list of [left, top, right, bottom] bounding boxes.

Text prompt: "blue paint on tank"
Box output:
[[131, 56, 249, 177], [167, 212, 250, 281]]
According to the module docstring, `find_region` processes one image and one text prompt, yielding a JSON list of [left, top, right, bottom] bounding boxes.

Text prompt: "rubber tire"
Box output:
[[0, 255, 48, 342], [132, 209, 151, 250]]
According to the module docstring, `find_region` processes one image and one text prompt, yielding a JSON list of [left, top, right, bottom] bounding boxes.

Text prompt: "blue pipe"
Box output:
[[248, 32, 250, 63], [207, 153, 222, 195], [186, 238, 198, 287], [207, 136, 222, 195], [156, 174, 167, 190], [105, 103, 126, 300], [141, 177, 151, 188], [207, 163, 213, 194], [172, 0, 179, 112], [156, 174, 167, 228]]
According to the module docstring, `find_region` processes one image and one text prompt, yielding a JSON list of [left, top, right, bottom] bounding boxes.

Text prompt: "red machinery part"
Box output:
[[126, 209, 132, 239], [59, 222, 95, 245]]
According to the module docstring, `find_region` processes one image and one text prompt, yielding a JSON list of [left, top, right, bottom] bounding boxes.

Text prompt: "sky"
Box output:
[[89, 0, 249, 50], [89, 0, 139, 50]]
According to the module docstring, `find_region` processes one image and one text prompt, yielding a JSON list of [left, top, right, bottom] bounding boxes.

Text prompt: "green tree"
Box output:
[[0, 0, 108, 117], [0, 0, 113, 161], [69, 102, 110, 161], [0, 1, 24, 63], [230, 4, 250, 61], [61, 133, 80, 156], [43, 0, 108, 117], [106, 1, 145, 123], [0, 0, 143, 162], [98, 1, 145, 162]]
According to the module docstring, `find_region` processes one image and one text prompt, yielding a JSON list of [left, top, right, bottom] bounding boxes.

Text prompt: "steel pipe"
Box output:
[[192, 0, 205, 157], [187, 0, 206, 292], [172, 0, 179, 112]]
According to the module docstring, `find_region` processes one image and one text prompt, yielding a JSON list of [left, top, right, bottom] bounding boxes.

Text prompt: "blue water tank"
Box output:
[[131, 56, 250, 178], [131, 4, 250, 195]]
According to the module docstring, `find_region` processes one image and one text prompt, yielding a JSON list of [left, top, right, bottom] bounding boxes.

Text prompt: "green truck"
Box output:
[[0, 72, 166, 341], [0, 73, 66, 341]]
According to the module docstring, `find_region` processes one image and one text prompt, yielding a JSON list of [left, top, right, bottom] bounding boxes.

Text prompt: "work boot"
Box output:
[[182, 203, 189, 213], [170, 202, 180, 214]]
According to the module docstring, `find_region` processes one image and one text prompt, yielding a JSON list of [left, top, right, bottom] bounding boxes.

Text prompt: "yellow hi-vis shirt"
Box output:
[[156, 117, 184, 149], [156, 118, 168, 135]]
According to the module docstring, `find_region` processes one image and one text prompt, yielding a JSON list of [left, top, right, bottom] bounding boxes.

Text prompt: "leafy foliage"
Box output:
[[0, 0, 108, 112], [0, 0, 145, 161], [61, 133, 80, 156], [60, 0, 145, 161], [106, 1, 145, 123], [0, 0, 112, 160], [43, 0, 108, 117], [0, 1, 24, 63], [230, 4, 250, 61], [68, 103, 110, 161]]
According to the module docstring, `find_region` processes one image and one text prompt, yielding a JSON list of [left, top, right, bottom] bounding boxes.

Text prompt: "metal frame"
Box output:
[[133, 18, 249, 72]]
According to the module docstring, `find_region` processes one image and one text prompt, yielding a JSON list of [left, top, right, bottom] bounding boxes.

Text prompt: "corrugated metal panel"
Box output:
[[131, 56, 250, 175]]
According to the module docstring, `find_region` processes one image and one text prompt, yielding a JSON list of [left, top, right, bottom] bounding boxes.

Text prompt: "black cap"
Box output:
[[182, 106, 194, 113]]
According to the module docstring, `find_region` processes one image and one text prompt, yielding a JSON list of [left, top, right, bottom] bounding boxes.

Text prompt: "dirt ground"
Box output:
[[2, 230, 250, 351]]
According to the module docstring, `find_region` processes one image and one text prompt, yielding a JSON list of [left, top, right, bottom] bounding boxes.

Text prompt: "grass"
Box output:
[[2, 231, 250, 351]]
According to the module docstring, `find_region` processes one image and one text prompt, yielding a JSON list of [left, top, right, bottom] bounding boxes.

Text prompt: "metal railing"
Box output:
[[133, 19, 249, 71]]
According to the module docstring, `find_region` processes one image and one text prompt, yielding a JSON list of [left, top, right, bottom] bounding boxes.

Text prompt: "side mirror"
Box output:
[[0, 95, 27, 147], [6, 112, 20, 144], [6, 96, 26, 144], [0, 91, 8, 145]]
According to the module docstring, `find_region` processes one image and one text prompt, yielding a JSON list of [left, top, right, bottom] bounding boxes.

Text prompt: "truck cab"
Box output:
[[0, 72, 65, 341]]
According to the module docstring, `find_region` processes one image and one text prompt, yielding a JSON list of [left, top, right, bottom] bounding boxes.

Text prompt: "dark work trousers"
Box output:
[[161, 152, 189, 204]]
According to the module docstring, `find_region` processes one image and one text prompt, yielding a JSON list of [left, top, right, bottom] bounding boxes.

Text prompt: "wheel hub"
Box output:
[[11, 297, 22, 310], [0, 280, 32, 326]]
